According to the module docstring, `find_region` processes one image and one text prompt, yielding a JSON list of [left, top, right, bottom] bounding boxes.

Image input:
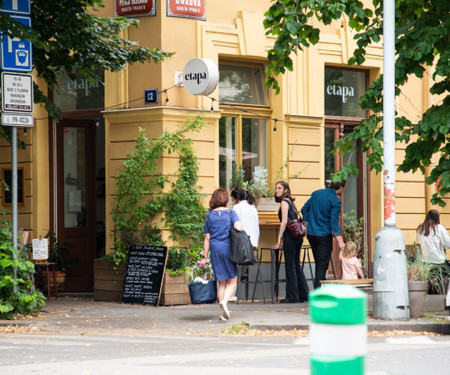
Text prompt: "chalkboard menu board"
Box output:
[[121, 245, 168, 306]]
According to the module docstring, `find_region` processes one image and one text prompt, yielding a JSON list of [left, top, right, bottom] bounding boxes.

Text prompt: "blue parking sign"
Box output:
[[0, 0, 31, 15], [1, 15, 32, 72]]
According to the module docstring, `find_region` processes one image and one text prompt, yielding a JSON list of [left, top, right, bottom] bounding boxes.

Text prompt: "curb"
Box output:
[[0, 321, 31, 327], [250, 322, 450, 335]]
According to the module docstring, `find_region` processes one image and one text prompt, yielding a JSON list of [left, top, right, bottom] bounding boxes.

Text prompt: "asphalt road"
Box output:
[[1, 332, 450, 374]]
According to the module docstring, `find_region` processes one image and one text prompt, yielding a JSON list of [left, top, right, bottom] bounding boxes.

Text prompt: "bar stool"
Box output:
[[254, 247, 285, 303], [34, 260, 58, 299], [301, 246, 315, 286], [237, 248, 265, 304], [302, 246, 337, 285]]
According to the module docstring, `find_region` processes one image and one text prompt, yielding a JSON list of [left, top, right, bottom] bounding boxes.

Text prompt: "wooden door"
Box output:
[[56, 119, 96, 291]]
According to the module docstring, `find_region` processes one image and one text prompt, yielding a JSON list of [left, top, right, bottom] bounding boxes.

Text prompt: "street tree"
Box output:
[[264, 0, 449, 206], [0, 0, 173, 144]]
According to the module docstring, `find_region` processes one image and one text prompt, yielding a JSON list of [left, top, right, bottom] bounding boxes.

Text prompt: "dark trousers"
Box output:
[[307, 234, 333, 289], [283, 232, 309, 300]]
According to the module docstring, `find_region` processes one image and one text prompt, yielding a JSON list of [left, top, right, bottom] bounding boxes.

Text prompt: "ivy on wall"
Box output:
[[111, 114, 207, 267]]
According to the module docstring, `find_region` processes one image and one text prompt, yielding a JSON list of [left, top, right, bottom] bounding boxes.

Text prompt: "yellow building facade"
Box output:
[[0, 0, 448, 291]]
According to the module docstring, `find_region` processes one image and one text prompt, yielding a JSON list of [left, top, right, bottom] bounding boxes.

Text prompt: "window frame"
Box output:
[[218, 61, 271, 187]]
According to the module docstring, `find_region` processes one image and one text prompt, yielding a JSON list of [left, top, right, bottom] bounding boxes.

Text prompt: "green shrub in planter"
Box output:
[[166, 246, 188, 277]]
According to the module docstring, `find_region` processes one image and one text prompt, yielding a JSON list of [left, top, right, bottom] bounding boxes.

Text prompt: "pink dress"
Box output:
[[341, 256, 360, 280]]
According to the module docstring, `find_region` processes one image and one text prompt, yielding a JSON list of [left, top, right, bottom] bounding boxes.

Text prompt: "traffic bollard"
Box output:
[[309, 284, 367, 375]]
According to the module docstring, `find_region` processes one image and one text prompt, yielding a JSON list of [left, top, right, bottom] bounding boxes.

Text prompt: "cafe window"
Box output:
[[53, 71, 105, 112], [218, 63, 269, 188], [219, 63, 266, 105], [324, 68, 367, 118]]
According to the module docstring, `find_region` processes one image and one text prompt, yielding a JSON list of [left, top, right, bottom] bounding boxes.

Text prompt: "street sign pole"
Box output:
[[1, 1, 32, 292], [11, 126, 18, 292]]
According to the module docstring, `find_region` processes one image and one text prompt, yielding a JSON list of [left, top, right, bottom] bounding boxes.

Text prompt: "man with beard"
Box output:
[[301, 181, 346, 289]]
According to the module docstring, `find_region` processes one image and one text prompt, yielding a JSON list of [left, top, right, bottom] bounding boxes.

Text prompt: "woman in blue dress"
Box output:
[[199, 188, 242, 320]]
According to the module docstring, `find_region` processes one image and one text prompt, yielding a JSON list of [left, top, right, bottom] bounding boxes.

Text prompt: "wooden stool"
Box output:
[[34, 261, 58, 299]]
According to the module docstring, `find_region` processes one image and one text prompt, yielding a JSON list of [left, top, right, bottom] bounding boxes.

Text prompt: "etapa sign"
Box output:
[[167, 0, 205, 21], [182, 58, 219, 96], [115, 0, 155, 18]]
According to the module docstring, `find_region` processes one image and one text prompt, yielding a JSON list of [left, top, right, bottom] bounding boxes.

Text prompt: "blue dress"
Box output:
[[204, 209, 239, 281]]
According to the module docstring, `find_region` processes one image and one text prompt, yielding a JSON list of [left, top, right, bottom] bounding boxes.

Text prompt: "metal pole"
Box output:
[[383, 0, 396, 226], [11, 125, 18, 293], [372, 0, 409, 320]]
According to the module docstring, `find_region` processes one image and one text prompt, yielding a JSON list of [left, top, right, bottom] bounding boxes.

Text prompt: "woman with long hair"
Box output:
[[273, 181, 309, 303], [199, 188, 242, 320], [417, 209, 450, 264]]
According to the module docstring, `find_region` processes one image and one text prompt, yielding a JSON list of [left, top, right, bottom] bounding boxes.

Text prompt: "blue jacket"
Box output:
[[301, 188, 342, 236]]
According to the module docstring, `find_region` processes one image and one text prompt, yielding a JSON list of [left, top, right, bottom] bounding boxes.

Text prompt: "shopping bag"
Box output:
[[188, 280, 217, 304]]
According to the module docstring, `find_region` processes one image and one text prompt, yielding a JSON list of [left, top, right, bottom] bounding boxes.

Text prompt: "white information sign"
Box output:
[[32, 238, 49, 260], [1, 112, 33, 127], [1, 72, 33, 112]]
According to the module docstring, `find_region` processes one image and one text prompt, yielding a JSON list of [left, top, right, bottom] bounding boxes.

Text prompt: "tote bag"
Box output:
[[230, 228, 256, 265], [188, 280, 217, 304]]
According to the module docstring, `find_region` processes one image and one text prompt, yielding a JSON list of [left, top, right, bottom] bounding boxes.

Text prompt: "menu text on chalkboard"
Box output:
[[121, 245, 167, 306]]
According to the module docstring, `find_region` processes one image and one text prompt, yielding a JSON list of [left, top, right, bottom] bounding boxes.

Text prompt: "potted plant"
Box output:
[[342, 210, 366, 277], [40, 231, 79, 292], [407, 245, 432, 318], [248, 166, 279, 211]]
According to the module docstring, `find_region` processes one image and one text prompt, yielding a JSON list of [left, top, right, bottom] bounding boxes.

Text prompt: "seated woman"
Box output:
[[417, 209, 450, 293]]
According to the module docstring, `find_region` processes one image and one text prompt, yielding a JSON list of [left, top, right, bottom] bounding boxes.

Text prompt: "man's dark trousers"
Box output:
[[307, 234, 333, 289]]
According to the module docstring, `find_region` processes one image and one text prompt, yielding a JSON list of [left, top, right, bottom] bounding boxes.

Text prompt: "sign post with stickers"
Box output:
[[0, 0, 33, 290]]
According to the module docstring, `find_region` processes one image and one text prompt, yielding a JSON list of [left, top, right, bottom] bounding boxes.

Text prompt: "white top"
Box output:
[[417, 224, 450, 264], [232, 200, 260, 247]]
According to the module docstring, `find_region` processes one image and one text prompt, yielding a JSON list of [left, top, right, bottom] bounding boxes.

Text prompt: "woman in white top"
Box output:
[[231, 188, 260, 248], [417, 209, 450, 264]]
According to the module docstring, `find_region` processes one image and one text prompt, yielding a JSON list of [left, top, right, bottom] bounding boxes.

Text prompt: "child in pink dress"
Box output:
[[339, 241, 364, 280]]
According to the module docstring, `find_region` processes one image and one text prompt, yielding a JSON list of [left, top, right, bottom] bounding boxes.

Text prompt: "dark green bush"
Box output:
[[0, 217, 45, 319], [166, 246, 188, 276]]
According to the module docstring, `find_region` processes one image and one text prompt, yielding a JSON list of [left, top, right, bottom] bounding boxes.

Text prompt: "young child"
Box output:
[[339, 241, 364, 280]]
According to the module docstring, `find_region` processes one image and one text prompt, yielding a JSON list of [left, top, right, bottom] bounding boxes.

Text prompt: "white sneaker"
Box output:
[[229, 296, 237, 302], [219, 315, 228, 321], [219, 301, 230, 319]]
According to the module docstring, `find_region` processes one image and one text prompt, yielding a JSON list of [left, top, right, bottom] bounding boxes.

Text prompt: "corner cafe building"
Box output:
[[1, 0, 447, 292]]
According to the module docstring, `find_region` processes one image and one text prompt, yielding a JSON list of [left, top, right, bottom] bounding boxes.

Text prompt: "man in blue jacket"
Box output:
[[301, 181, 346, 289]]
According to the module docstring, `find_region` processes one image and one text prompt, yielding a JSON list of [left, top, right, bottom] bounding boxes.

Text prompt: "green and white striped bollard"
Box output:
[[309, 284, 367, 375]]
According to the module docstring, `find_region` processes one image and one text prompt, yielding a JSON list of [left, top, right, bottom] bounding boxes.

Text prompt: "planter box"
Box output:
[[160, 272, 191, 306], [256, 197, 279, 212], [409, 280, 428, 318], [93, 258, 127, 302]]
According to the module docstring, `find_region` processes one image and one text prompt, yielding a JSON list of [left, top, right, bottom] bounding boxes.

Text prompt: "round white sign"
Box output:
[[182, 58, 219, 96]]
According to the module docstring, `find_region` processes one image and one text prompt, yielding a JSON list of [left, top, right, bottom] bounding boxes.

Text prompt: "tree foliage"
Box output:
[[264, 0, 449, 206], [0, 0, 173, 142]]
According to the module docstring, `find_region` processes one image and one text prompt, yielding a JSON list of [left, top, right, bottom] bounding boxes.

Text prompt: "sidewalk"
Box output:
[[1, 295, 449, 336]]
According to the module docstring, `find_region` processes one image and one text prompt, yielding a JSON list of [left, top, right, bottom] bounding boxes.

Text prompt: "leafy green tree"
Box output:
[[0, 0, 173, 143], [264, 0, 449, 206]]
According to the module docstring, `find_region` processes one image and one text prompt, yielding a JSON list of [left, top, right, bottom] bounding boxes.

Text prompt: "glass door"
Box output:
[[324, 122, 370, 277]]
